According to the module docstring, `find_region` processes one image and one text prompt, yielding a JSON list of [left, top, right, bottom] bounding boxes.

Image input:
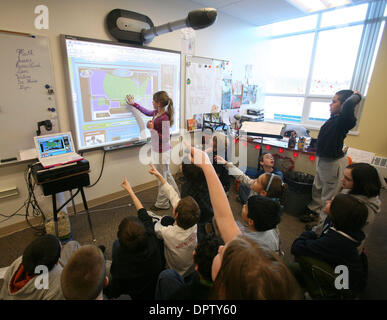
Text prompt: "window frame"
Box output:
[[258, 0, 386, 132]]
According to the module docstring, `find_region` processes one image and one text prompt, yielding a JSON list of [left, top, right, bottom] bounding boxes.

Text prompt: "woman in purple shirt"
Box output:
[[126, 91, 179, 210]]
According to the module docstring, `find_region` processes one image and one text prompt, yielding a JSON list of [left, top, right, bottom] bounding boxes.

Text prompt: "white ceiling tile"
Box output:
[[189, 0, 242, 9], [221, 0, 305, 26], [188, 0, 306, 26]]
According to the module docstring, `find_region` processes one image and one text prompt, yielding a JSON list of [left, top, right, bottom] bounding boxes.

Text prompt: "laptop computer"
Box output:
[[34, 131, 83, 168]]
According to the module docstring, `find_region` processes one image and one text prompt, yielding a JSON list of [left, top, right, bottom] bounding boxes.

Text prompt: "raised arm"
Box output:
[[215, 155, 254, 186], [121, 177, 144, 211], [148, 164, 180, 208], [189, 146, 241, 243], [338, 90, 362, 130], [148, 163, 166, 185]]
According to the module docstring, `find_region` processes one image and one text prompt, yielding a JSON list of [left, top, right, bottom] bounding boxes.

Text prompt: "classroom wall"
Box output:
[[344, 22, 387, 157], [0, 0, 258, 229]]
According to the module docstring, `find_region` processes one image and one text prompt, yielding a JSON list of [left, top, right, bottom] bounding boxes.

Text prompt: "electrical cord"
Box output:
[[0, 202, 27, 223], [23, 165, 46, 234], [71, 201, 155, 215], [71, 203, 132, 215], [25, 166, 46, 219], [0, 162, 43, 223], [86, 150, 107, 188]]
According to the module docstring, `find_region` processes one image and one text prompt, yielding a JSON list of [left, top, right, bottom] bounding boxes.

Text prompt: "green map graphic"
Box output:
[[103, 73, 151, 105]]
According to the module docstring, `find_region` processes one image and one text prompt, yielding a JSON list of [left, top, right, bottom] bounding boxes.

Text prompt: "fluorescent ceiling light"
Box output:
[[287, 0, 352, 13]]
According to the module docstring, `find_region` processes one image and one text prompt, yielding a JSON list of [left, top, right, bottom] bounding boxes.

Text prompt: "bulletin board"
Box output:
[[185, 55, 232, 120], [0, 31, 59, 162]]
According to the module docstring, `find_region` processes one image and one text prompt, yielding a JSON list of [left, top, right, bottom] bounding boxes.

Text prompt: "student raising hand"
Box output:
[[121, 176, 132, 192], [187, 144, 240, 243], [148, 163, 160, 176], [148, 163, 166, 185], [120, 176, 144, 211], [214, 155, 227, 165], [184, 142, 212, 168]]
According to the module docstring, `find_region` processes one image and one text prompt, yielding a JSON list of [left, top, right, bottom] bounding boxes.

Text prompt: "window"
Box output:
[[264, 96, 304, 122], [264, 33, 314, 94], [310, 25, 363, 95], [308, 101, 330, 122], [320, 3, 368, 27], [255, 1, 386, 130]]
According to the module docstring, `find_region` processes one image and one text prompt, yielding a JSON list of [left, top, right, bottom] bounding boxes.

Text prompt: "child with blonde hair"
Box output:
[[126, 91, 179, 211], [215, 155, 287, 205]]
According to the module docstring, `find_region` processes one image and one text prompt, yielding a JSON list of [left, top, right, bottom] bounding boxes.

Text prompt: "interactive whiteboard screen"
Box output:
[[61, 35, 181, 151]]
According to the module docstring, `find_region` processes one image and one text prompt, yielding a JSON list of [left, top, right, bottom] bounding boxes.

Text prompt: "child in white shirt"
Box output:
[[148, 164, 200, 278]]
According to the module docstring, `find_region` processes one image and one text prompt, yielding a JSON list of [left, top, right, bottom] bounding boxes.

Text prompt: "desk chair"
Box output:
[[295, 256, 360, 300]]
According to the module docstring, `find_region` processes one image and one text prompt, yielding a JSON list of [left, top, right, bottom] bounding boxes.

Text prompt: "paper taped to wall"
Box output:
[[346, 147, 375, 164]]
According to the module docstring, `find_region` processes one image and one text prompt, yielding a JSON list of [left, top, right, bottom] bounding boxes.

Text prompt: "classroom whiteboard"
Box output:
[[61, 34, 181, 152], [185, 55, 231, 120], [0, 32, 59, 162]]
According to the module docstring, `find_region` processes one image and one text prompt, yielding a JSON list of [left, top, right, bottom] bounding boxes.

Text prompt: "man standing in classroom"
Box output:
[[303, 89, 362, 230]]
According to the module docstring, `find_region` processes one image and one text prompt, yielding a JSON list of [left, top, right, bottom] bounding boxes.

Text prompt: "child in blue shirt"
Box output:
[[291, 193, 368, 293]]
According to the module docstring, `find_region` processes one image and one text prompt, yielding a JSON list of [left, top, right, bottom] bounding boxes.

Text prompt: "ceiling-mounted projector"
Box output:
[[106, 8, 217, 45]]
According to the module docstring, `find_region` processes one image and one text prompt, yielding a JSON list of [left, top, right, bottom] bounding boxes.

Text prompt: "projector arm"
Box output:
[[107, 8, 217, 45], [142, 18, 189, 43], [142, 8, 217, 43]]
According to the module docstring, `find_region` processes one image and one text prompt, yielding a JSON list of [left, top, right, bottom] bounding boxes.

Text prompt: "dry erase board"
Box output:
[[0, 32, 59, 162], [185, 55, 232, 120]]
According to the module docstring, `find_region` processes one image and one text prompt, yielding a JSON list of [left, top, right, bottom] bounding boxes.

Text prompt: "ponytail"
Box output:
[[279, 183, 288, 206], [167, 97, 174, 126], [264, 173, 287, 205]]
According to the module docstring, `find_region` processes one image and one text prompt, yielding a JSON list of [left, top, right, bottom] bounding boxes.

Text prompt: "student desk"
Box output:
[[242, 136, 317, 175]]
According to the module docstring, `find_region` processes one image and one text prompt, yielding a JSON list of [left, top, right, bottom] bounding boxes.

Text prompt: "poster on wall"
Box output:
[[180, 28, 196, 55], [193, 113, 203, 129], [242, 85, 258, 105], [221, 78, 232, 109], [185, 56, 225, 119], [186, 56, 234, 120], [186, 118, 196, 131], [230, 80, 242, 109], [245, 64, 253, 84]]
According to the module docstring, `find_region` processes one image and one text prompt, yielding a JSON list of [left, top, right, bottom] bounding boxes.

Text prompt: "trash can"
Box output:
[[283, 171, 314, 217]]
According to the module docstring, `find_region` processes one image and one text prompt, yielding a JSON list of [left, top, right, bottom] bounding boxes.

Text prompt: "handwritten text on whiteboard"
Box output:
[[15, 49, 40, 91]]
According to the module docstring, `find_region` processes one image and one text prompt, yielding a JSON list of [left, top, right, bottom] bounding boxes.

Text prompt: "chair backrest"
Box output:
[[296, 256, 358, 300]]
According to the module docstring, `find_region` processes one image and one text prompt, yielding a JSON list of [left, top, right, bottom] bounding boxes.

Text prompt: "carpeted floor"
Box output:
[[0, 176, 386, 299]]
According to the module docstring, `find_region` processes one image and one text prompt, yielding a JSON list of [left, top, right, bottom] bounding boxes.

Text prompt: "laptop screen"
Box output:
[[37, 133, 73, 158]]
